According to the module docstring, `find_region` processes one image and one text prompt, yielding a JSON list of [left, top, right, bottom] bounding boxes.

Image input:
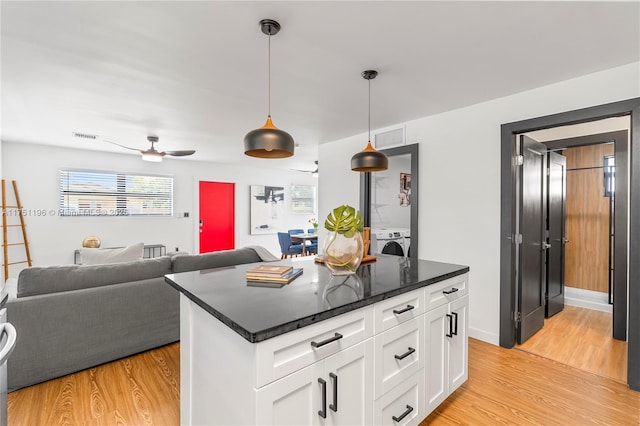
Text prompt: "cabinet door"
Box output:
[[256, 362, 323, 426], [424, 304, 449, 415], [324, 339, 374, 426], [448, 295, 468, 393]]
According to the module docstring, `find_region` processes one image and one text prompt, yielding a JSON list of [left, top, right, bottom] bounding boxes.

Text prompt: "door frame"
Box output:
[[499, 97, 640, 390], [544, 131, 628, 340]]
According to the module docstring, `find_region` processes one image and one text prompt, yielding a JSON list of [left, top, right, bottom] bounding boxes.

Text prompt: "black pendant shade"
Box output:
[[351, 70, 388, 172], [351, 141, 389, 171], [244, 116, 295, 158], [244, 19, 294, 159]]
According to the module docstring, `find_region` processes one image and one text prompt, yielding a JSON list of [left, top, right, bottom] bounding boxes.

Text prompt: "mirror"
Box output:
[[360, 143, 419, 260]]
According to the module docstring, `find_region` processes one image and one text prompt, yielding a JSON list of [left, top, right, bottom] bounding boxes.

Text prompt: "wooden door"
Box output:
[[199, 181, 234, 253], [546, 152, 567, 317], [517, 135, 547, 344]]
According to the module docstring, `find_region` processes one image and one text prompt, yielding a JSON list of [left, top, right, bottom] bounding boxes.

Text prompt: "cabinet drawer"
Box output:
[[255, 306, 373, 388], [374, 368, 424, 426], [425, 273, 468, 311], [374, 317, 424, 399], [373, 288, 424, 333]]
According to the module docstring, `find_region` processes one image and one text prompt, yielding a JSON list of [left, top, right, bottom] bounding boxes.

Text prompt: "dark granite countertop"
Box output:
[[165, 255, 469, 343]]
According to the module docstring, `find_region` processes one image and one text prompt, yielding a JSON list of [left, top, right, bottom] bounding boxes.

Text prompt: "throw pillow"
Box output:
[[79, 242, 144, 265]]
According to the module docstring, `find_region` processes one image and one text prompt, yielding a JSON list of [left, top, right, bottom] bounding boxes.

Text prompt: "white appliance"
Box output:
[[370, 228, 410, 257], [0, 307, 16, 426]]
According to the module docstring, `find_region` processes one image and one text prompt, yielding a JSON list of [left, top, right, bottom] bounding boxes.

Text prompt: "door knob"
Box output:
[[562, 238, 570, 244], [542, 242, 552, 250]]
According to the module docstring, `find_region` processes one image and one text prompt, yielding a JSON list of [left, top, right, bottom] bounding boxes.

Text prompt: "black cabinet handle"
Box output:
[[311, 333, 343, 348], [392, 404, 414, 422], [442, 287, 459, 295], [394, 347, 416, 360], [452, 311, 459, 336], [318, 378, 326, 419], [446, 314, 453, 338], [329, 372, 338, 412], [393, 305, 415, 315]]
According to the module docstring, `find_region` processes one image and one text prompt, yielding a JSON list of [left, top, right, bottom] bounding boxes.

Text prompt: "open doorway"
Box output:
[[498, 97, 640, 391], [513, 123, 629, 383]]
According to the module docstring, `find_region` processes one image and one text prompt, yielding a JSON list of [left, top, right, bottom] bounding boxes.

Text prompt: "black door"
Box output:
[[546, 151, 566, 318], [517, 135, 547, 344]]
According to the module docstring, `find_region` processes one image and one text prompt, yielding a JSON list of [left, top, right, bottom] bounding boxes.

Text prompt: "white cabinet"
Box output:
[[256, 339, 373, 425], [425, 294, 469, 415], [179, 272, 469, 425]]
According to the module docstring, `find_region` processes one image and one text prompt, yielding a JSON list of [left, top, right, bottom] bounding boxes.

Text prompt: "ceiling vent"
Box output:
[[72, 132, 98, 140], [374, 126, 405, 149]]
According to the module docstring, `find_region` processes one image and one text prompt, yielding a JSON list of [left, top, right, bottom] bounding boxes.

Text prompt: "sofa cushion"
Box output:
[[171, 247, 262, 273], [79, 242, 144, 265], [17, 256, 173, 298]]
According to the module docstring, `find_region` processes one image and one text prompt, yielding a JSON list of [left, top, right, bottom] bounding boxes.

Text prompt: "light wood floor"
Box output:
[[516, 305, 627, 383], [8, 339, 639, 425]]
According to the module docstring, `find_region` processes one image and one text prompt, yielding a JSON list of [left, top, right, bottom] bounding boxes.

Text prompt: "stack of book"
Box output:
[[245, 264, 303, 287]]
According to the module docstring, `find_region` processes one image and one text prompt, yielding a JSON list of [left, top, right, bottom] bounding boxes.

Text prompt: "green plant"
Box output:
[[324, 205, 363, 238]]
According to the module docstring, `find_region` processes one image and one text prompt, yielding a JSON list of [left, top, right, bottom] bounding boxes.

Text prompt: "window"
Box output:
[[603, 155, 615, 198], [59, 170, 173, 216], [290, 185, 316, 214]]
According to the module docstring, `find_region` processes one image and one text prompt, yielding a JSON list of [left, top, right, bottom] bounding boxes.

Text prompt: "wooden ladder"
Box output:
[[1, 179, 32, 281]]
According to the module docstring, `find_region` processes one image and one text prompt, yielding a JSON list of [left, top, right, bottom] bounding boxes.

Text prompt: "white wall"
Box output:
[[1, 142, 317, 276], [319, 61, 640, 345], [370, 154, 411, 230]]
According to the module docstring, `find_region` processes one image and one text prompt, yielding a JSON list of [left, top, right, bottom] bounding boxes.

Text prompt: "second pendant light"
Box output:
[[351, 70, 388, 172]]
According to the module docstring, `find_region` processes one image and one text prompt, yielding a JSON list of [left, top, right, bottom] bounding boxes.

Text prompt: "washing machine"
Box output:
[[370, 228, 409, 257]]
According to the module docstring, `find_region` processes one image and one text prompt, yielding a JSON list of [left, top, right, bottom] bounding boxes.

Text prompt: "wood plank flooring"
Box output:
[[516, 305, 627, 383], [9, 338, 639, 425]]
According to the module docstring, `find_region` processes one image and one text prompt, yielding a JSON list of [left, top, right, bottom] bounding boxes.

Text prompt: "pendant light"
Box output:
[[351, 70, 388, 172], [244, 19, 295, 158]]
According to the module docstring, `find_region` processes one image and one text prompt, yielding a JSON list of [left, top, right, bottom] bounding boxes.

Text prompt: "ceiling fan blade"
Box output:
[[163, 150, 196, 157], [103, 139, 141, 152]]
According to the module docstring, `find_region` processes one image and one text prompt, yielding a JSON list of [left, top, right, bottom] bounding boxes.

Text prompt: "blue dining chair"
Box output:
[[288, 229, 305, 247], [277, 232, 303, 259]]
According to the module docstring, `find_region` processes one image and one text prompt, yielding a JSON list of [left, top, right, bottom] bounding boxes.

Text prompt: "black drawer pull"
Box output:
[[318, 378, 326, 419], [392, 404, 414, 422], [311, 333, 343, 348], [442, 287, 459, 295], [393, 305, 415, 315], [329, 372, 338, 412], [394, 347, 416, 360]]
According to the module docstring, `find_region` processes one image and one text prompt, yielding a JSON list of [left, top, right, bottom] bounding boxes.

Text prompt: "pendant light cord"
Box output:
[[268, 32, 271, 117], [368, 78, 371, 142]]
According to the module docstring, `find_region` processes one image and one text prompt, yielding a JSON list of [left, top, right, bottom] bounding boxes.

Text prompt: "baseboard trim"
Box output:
[[564, 287, 612, 313], [468, 327, 499, 345]]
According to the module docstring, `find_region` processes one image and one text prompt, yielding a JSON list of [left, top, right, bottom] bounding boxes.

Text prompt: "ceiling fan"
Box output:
[[292, 161, 319, 177], [104, 135, 196, 162]]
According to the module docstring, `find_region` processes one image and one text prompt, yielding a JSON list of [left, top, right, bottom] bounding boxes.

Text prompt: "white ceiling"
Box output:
[[1, 1, 638, 171]]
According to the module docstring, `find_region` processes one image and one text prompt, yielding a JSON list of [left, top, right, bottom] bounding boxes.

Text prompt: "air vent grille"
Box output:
[[72, 132, 98, 140], [374, 127, 404, 149]]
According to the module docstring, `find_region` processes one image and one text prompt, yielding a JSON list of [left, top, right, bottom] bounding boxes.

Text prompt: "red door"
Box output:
[[199, 181, 234, 253]]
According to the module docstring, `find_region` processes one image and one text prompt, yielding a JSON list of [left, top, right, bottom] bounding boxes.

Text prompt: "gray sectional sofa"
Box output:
[[4, 246, 277, 391]]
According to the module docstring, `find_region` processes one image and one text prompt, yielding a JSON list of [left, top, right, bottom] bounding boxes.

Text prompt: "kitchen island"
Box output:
[[165, 255, 469, 425]]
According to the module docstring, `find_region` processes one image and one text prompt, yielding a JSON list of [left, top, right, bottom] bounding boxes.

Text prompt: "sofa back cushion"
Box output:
[[78, 242, 144, 265], [171, 247, 262, 273], [17, 256, 172, 298]]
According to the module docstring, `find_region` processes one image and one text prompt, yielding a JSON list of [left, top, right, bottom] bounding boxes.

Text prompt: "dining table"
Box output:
[[289, 233, 318, 256]]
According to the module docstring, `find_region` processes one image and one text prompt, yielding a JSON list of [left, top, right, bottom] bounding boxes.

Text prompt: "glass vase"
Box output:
[[323, 231, 363, 275]]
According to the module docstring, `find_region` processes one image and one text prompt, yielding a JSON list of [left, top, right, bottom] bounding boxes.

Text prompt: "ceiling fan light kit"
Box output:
[[102, 135, 195, 162], [351, 70, 389, 172], [243, 19, 295, 159]]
